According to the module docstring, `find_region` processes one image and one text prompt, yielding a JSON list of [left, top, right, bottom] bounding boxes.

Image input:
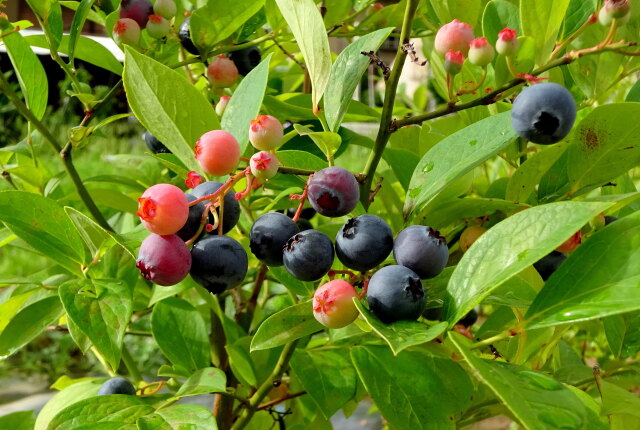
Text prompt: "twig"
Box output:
[[361, 50, 391, 79], [402, 42, 427, 66], [257, 391, 307, 411]]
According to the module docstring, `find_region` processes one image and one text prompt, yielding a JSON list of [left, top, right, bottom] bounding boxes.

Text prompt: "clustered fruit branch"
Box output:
[[359, 0, 421, 208], [230, 340, 299, 430], [392, 40, 638, 130], [0, 68, 114, 232]]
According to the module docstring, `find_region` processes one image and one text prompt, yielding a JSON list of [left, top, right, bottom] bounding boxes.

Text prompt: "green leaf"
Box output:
[[351, 345, 472, 429], [525, 211, 640, 329], [383, 148, 420, 192], [601, 380, 640, 419], [48, 395, 156, 430], [482, 0, 521, 47], [68, 0, 94, 65], [221, 54, 272, 153], [605, 312, 640, 359], [0, 296, 63, 357], [123, 47, 217, 173], [64, 207, 116, 259], [564, 104, 640, 196], [293, 124, 341, 163], [0, 289, 37, 332], [151, 297, 210, 371], [136, 404, 218, 430], [324, 27, 393, 131], [25, 34, 123, 75], [450, 333, 608, 430], [353, 299, 447, 355], [25, 0, 51, 18], [60, 1, 104, 25], [1, 23, 48, 119], [176, 367, 227, 397], [251, 300, 323, 351], [290, 349, 357, 419], [422, 197, 529, 230], [59, 279, 133, 370], [269, 266, 315, 296], [35, 378, 108, 430], [225, 337, 257, 387], [520, 0, 571, 64], [190, 0, 266, 52], [444, 201, 612, 325], [506, 143, 568, 203], [404, 112, 517, 220], [275, 0, 332, 111], [564, 0, 597, 38], [276, 150, 327, 171], [0, 411, 36, 430]]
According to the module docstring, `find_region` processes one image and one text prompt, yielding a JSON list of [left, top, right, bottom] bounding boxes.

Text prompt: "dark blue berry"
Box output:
[[604, 216, 618, 225], [335, 214, 393, 272], [457, 309, 478, 327], [283, 230, 334, 281], [143, 131, 170, 154], [367, 265, 426, 323], [228, 44, 262, 76], [178, 17, 198, 55], [190, 235, 248, 294], [511, 83, 576, 145], [533, 251, 566, 281], [176, 194, 206, 241], [250, 212, 300, 266], [191, 181, 240, 234], [98, 377, 136, 395], [393, 225, 448, 279]]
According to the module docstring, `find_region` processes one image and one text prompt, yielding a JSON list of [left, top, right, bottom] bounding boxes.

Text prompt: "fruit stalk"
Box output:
[[360, 0, 421, 208]]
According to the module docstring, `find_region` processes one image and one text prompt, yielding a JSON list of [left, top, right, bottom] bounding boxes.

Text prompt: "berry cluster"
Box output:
[[114, 0, 175, 45]]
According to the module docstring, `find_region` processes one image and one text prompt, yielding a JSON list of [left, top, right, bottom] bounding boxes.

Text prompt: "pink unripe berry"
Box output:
[[136, 234, 191, 286], [146, 14, 170, 38], [153, 0, 177, 19], [113, 18, 141, 46], [119, 0, 153, 28], [216, 96, 230, 117], [496, 28, 519, 56], [194, 130, 241, 176], [249, 115, 284, 150], [137, 184, 189, 235], [468, 37, 495, 67], [444, 50, 465, 75], [313, 280, 359, 329], [434, 19, 474, 56], [250, 151, 280, 181], [207, 55, 239, 88]]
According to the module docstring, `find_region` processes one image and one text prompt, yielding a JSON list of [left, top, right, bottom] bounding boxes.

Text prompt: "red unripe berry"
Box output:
[[468, 37, 495, 67], [119, 0, 153, 28], [313, 280, 359, 329], [434, 19, 474, 56], [194, 130, 241, 176], [249, 115, 284, 150], [153, 0, 177, 19], [113, 18, 141, 46], [556, 231, 582, 254], [216, 96, 230, 117], [459, 225, 486, 252], [207, 55, 239, 88], [497, 28, 519, 56], [250, 151, 280, 181], [444, 50, 465, 75], [136, 234, 191, 286], [137, 184, 189, 235], [146, 14, 170, 38]]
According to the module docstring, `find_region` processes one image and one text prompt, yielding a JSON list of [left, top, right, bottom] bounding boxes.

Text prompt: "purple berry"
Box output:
[[136, 234, 192, 286], [119, 0, 153, 29], [307, 167, 360, 218]]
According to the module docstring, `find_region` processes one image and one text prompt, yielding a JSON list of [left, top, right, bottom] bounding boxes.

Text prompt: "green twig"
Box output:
[[121, 344, 143, 382]]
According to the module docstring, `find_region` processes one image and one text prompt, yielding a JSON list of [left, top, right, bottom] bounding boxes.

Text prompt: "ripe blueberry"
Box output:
[[136, 234, 191, 286], [393, 225, 448, 279], [457, 308, 478, 328], [207, 55, 239, 88], [335, 214, 393, 272], [511, 83, 577, 145], [250, 212, 300, 266], [434, 19, 474, 56], [249, 115, 284, 151], [190, 235, 248, 294], [307, 167, 360, 218], [229, 44, 262, 76], [459, 225, 486, 252], [143, 131, 170, 154], [98, 377, 137, 396], [176, 194, 206, 241], [533, 251, 566, 281], [191, 181, 241, 234], [367, 265, 426, 323], [153, 0, 176, 19], [113, 18, 141, 46], [178, 17, 198, 55], [137, 184, 189, 235], [313, 280, 359, 329], [194, 130, 241, 176], [119, 0, 153, 29], [283, 230, 334, 281], [146, 14, 170, 39], [605, 216, 618, 225], [250, 151, 280, 181]]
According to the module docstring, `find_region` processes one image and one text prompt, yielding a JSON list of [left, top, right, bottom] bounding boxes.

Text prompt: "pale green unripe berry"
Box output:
[[496, 28, 519, 56], [468, 37, 495, 67], [153, 0, 177, 19], [146, 14, 170, 38], [444, 50, 465, 75], [113, 18, 141, 46], [250, 151, 280, 181], [216, 96, 230, 117]]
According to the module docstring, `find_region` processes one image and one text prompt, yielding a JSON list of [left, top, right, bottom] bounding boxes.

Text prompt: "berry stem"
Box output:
[[189, 167, 251, 206], [457, 68, 487, 96], [550, 14, 597, 59], [505, 56, 519, 78], [290, 175, 313, 222]]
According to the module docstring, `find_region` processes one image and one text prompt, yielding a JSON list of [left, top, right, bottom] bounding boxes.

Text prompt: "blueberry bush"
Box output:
[[0, 0, 640, 429]]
